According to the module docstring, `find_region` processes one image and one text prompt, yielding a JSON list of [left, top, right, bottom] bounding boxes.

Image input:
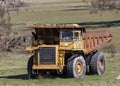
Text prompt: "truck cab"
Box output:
[[60, 30, 84, 50]]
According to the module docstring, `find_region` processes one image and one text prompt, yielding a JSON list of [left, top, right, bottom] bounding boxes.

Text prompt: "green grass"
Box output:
[[0, 53, 120, 86], [11, 9, 120, 24], [109, 28, 120, 52], [10, 0, 120, 24]]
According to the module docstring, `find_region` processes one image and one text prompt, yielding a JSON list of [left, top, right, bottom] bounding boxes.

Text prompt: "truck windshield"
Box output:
[[60, 30, 73, 42]]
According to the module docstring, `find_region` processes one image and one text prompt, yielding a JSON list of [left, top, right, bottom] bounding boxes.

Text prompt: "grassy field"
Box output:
[[10, 0, 120, 24], [109, 27, 120, 52], [0, 0, 120, 86]]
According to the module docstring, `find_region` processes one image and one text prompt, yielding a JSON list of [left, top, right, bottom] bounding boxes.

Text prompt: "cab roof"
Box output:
[[26, 24, 85, 30]]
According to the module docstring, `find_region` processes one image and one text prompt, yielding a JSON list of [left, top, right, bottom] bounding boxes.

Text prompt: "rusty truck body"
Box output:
[[26, 24, 112, 79]]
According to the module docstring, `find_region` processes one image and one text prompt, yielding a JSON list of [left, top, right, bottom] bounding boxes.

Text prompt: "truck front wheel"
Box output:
[[67, 55, 86, 78], [27, 55, 36, 79], [90, 52, 106, 75]]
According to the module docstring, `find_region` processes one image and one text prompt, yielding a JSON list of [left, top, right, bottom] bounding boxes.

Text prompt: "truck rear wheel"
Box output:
[[90, 52, 106, 75], [67, 55, 86, 78], [27, 55, 35, 79]]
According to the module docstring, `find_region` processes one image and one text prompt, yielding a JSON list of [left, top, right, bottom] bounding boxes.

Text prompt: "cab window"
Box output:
[[60, 30, 73, 42]]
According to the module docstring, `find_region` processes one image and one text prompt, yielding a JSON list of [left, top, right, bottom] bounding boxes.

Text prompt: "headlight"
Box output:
[[33, 40, 38, 45], [65, 43, 68, 46]]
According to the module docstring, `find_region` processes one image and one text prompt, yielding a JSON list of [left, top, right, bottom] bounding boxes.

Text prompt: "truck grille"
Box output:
[[39, 47, 56, 64]]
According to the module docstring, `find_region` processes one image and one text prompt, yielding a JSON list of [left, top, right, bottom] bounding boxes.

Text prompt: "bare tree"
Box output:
[[0, 0, 26, 51], [90, 0, 120, 13]]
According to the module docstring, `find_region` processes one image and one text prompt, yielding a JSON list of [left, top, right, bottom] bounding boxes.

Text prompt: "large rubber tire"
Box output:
[[67, 55, 86, 78], [27, 55, 35, 79], [90, 52, 106, 75]]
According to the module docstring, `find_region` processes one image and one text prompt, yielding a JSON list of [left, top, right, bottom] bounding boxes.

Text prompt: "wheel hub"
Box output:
[[99, 59, 104, 70], [75, 62, 83, 74]]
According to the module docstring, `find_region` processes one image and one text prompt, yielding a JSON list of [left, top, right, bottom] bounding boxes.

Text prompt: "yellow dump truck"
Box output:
[[26, 24, 112, 79]]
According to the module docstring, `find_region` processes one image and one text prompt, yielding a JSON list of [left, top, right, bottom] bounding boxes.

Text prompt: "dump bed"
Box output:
[[83, 30, 112, 54]]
